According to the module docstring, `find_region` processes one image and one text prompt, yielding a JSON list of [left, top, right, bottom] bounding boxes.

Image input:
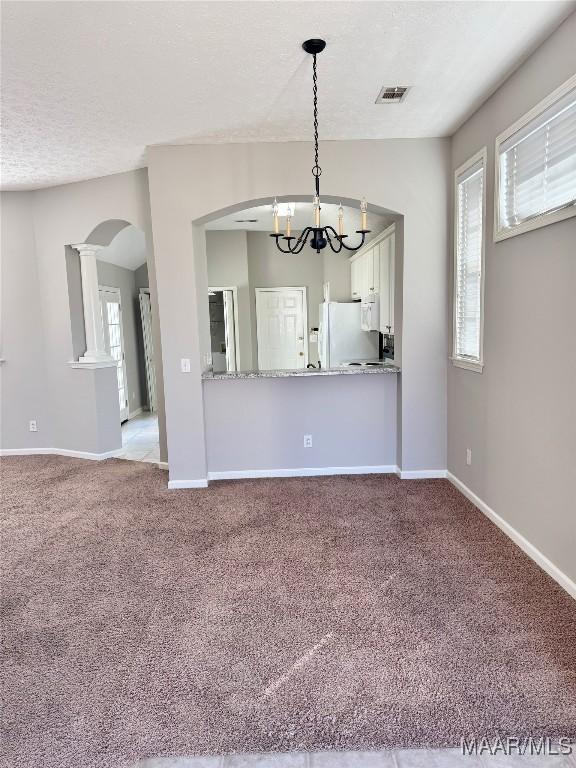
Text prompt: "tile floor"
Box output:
[[117, 412, 160, 463], [136, 748, 576, 768]]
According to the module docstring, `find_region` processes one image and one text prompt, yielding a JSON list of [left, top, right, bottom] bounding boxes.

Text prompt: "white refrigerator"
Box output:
[[318, 302, 379, 368]]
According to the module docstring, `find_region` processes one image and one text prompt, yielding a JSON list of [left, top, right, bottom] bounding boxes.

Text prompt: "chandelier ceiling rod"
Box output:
[[270, 38, 370, 255]]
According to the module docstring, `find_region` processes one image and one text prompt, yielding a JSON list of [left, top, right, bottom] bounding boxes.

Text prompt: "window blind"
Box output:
[[498, 89, 576, 231], [455, 160, 484, 363]]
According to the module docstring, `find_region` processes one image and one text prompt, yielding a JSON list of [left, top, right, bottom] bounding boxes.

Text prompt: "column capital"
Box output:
[[71, 243, 103, 257]]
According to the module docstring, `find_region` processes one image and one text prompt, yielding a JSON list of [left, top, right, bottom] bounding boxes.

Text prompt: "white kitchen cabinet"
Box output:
[[350, 258, 362, 300], [350, 246, 379, 300]]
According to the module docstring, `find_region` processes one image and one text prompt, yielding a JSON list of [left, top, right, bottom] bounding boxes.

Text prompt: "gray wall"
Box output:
[[206, 230, 253, 370], [247, 231, 325, 368], [147, 139, 449, 484], [448, 12, 576, 583], [64, 245, 86, 363], [96, 260, 147, 416], [204, 374, 397, 473], [1, 169, 167, 459], [134, 262, 149, 290], [0, 193, 52, 450]]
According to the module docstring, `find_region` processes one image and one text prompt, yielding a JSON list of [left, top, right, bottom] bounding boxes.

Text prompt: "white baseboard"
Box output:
[[397, 469, 448, 479], [0, 447, 123, 461], [157, 461, 169, 470], [128, 407, 144, 419], [168, 478, 209, 489], [447, 472, 576, 601], [207, 465, 398, 481]]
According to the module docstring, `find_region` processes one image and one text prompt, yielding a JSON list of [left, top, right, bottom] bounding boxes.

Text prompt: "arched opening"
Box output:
[[194, 195, 403, 374], [65, 219, 160, 463], [192, 195, 404, 482]]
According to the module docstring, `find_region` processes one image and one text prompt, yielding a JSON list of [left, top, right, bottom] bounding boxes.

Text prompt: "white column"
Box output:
[[72, 243, 114, 366]]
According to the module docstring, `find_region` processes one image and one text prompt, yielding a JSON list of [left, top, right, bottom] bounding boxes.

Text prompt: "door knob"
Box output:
[[299, 351, 304, 356]]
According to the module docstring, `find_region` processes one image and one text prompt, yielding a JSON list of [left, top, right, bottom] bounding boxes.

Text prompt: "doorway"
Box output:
[[209, 287, 239, 372], [138, 288, 157, 412], [255, 286, 308, 370], [99, 286, 129, 422]]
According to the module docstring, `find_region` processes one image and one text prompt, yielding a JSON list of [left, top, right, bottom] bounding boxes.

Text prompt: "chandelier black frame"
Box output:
[[270, 39, 370, 254]]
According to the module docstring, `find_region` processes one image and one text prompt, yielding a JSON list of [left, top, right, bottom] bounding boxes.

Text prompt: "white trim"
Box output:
[[157, 461, 169, 470], [128, 407, 144, 419], [494, 73, 576, 242], [450, 357, 484, 373], [447, 472, 576, 601], [69, 360, 117, 369], [452, 146, 487, 374], [167, 478, 209, 489], [348, 222, 396, 264], [0, 447, 123, 461], [207, 465, 398, 481], [99, 285, 129, 422], [397, 469, 448, 480]]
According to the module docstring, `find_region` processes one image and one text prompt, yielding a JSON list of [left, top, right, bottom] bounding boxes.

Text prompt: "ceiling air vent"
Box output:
[[375, 86, 409, 104]]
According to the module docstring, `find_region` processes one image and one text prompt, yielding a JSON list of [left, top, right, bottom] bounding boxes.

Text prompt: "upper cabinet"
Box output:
[[349, 245, 379, 300], [349, 225, 395, 333]]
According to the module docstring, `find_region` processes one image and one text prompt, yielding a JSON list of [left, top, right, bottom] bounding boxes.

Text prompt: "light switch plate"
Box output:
[[180, 358, 191, 373]]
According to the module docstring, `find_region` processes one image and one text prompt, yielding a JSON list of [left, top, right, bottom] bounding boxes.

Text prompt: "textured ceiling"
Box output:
[[2, 1, 574, 190]]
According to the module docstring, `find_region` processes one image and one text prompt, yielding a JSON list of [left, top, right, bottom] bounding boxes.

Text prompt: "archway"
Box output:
[[194, 195, 403, 373], [66, 219, 162, 464], [193, 194, 404, 483]]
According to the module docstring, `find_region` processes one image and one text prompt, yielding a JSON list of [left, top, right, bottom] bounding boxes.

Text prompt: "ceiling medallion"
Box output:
[[271, 38, 370, 254]]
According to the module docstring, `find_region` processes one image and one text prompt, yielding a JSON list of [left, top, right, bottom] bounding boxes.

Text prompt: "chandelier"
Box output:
[[270, 38, 370, 255]]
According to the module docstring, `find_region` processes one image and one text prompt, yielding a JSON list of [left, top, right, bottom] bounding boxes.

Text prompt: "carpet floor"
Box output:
[[1, 456, 575, 768]]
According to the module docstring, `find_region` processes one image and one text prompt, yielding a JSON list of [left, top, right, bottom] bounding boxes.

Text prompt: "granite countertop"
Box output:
[[202, 364, 401, 380]]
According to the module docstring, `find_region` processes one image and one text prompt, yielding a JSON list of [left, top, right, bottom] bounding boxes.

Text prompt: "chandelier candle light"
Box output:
[[271, 38, 370, 254]]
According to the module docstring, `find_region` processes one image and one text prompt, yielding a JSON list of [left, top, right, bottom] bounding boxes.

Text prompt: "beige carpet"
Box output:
[[1, 455, 575, 768]]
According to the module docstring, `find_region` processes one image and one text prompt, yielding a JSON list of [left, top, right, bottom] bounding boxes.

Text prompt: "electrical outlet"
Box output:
[[29, 420, 38, 432], [180, 358, 191, 373], [303, 434, 313, 448], [466, 448, 472, 466]]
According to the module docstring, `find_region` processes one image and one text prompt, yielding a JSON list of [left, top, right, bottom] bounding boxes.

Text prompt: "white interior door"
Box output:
[[139, 290, 157, 412], [256, 287, 307, 370], [100, 287, 129, 422]]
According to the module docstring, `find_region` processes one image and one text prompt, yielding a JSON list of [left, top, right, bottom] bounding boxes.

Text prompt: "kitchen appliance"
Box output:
[[318, 302, 379, 368], [360, 294, 380, 331]]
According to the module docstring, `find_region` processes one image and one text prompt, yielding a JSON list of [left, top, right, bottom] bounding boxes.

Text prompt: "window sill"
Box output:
[[451, 357, 484, 373], [494, 202, 576, 242]]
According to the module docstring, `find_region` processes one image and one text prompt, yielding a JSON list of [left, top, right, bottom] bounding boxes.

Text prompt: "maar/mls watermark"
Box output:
[[461, 736, 574, 756]]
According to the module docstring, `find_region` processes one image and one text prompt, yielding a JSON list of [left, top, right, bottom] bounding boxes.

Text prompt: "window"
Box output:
[[453, 148, 486, 372], [495, 75, 576, 240]]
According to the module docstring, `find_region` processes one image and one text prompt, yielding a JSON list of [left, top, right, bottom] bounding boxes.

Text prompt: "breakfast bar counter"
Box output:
[[202, 364, 400, 380]]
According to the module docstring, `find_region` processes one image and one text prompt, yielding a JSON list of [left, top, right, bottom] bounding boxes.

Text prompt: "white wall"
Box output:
[[147, 139, 449, 484], [204, 374, 397, 475], [448, 12, 576, 584]]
